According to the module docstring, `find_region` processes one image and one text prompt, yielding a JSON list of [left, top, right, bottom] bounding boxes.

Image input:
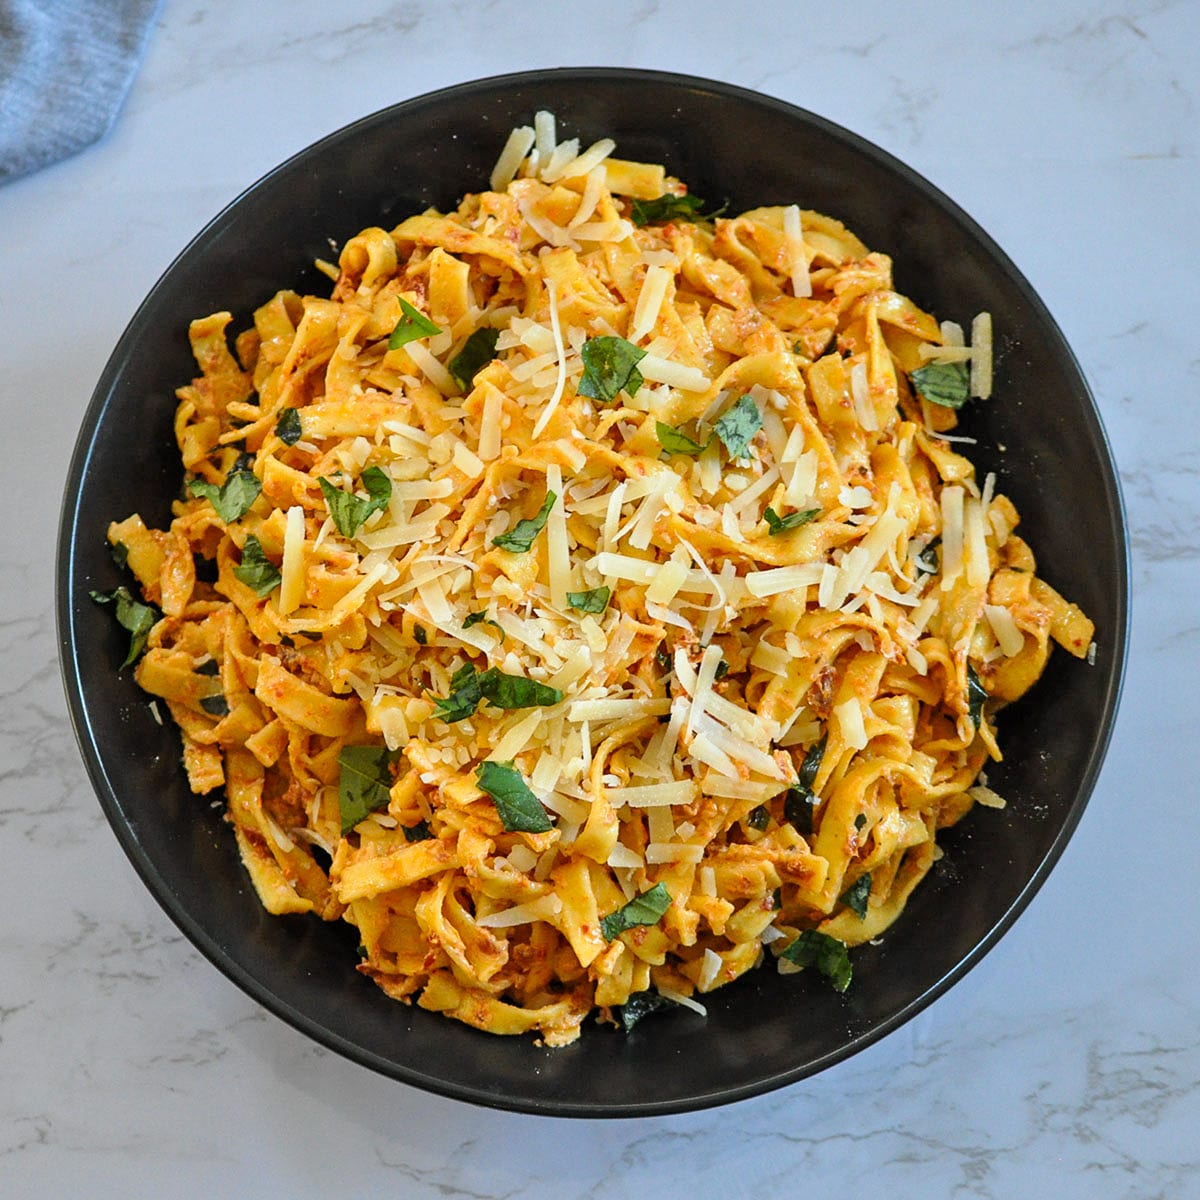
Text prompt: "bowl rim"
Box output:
[[56, 65, 1130, 1117]]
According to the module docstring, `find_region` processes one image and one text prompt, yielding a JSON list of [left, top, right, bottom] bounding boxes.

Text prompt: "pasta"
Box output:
[[102, 113, 1094, 1046]]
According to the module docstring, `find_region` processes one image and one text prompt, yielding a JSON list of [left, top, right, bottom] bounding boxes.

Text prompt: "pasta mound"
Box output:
[[106, 114, 1093, 1045]]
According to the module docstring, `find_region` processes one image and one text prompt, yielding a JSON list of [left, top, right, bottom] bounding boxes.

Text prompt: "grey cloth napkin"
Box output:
[[1, 0, 161, 185]]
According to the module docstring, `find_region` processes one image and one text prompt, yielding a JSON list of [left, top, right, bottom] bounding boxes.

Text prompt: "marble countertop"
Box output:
[[3, 1, 1197, 1195]]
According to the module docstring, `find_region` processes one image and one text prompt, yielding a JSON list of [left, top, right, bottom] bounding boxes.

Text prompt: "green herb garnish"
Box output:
[[474, 669, 562, 711], [566, 586, 611, 614], [784, 735, 827, 833], [403, 819, 433, 842], [434, 662, 487, 723], [911, 360, 970, 409], [388, 297, 441, 350], [475, 761, 553, 833], [747, 805, 771, 831], [274, 407, 302, 446], [433, 662, 562, 723], [199, 695, 229, 718], [88, 586, 158, 668], [967, 663, 988, 731], [232, 535, 280, 597], [448, 327, 500, 391], [618, 990, 679, 1031], [194, 658, 221, 676], [413, 625, 427, 646], [799, 734, 827, 790], [764, 506, 821, 535], [188, 465, 262, 524], [840, 873, 872, 920], [338, 745, 400, 833], [578, 336, 646, 404], [655, 421, 709, 457], [462, 610, 502, 633], [713, 395, 763, 461], [600, 882, 672, 942], [780, 929, 853, 993], [630, 193, 715, 226], [916, 536, 941, 574], [784, 786, 814, 834], [492, 490, 556, 553], [319, 466, 392, 538]]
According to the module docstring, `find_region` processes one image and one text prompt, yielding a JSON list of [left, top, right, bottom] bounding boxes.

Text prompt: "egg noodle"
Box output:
[[104, 113, 1093, 1045]]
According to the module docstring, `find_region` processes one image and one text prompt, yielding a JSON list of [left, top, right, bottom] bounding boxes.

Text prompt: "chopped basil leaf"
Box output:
[[764, 506, 821, 535], [110, 540, 129, 569], [403, 819, 433, 843], [600, 882, 672, 942], [388, 297, 441, 350], [967, 663, 988, 731], [784, 784, 816, 834], [840, 873, 872, 920], [413, 625, 427, 646], [199, 695, 229, 717], [462, 609, 502, 633], [476, 760, 553, 833], [88, 586, 158, 668], [713, 394, 763, 461], [492, 490, 556, 553], [747, 805, 770, 831], [274, 407, 302, 446], [630, 193, 712, 226], [194, 658, 221, 676], [655, 421, 709, 457], [854, 813, 868, 833], [714, 659, 730, 680], [188, 465, 262, 523], [319, 465, 392, 538], [911, 360, 970, 409], [785, 735, 827, 833], [566, 586, 610, 614], [233, 535, 281, 597], [916, 536, 941, 574], [578, 336, 645, 404], [799, 734, 827, 790], [448, 327, 500, 391], [618, 990, 678, 1032], [780, 929, 853, 993], [481, 670, 562, 710], [338, 744, 400, 833], [654, 644, 671, 672], [434, 663, 485, 723], [434, 663, 562, 723]]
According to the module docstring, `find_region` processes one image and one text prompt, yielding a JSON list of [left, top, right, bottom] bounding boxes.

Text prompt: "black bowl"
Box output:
[[57, 68, 1128, 1116]]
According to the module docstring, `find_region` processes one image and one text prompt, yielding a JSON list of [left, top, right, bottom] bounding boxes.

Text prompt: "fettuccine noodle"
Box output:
[[105, 114, 1093, 1045]]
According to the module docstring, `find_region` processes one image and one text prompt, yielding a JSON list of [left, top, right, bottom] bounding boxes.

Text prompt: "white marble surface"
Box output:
[[2, 1, 1197, 1195]]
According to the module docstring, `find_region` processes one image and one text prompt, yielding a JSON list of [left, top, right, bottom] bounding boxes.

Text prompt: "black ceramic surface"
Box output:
[[57, 68, 1128, 1117]]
